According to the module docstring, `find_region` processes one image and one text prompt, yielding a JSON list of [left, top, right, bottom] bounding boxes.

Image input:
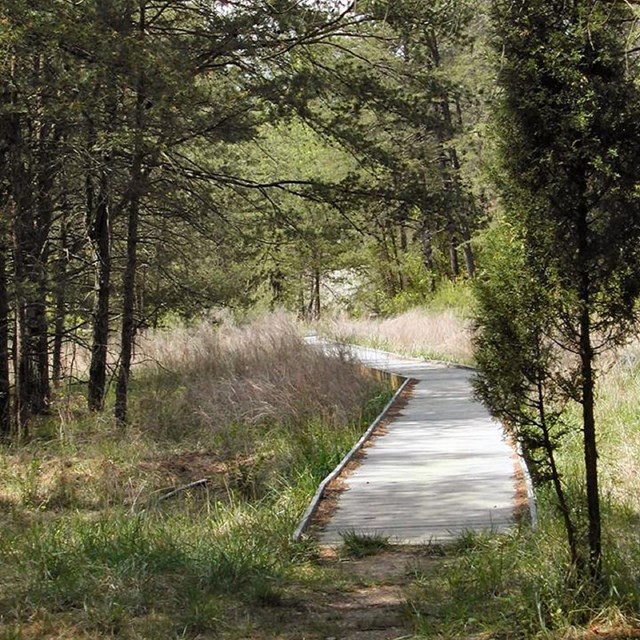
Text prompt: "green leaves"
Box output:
[[483, 0, 640, 579]]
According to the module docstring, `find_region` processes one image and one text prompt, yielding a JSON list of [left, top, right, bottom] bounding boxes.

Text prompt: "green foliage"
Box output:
[[493, 0, 640, 328], [483, 0, 640, 579], [260, 0, 492, 313], [338, 530, 390, 559], [473, 221, 567, 484]]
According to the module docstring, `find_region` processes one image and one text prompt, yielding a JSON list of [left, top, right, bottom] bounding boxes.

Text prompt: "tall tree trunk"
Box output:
[[381, 220, 404, 293], [115, 4, 146, 424], [460, 223, 476, 279], [388, 222, 404, 291], [0, 242, 10, 439], [420, 220, 436, 292], [33, 114, 57, 410], [114, 166, 142, 425], [88, 166, 111, 411], [269, 268, 284, 310], [313, 268, 321, 320], [52, 219, 67, 385], [581, 309, 600, 580], [0, 85, 13, 437], [447, 221, 460, 279], [421, 222, 434, 271], [298, 279, 306, 321], [12, 57, 58, 427], [428, 30, 477, 280], [580, 298, 601, 580], [577, 205, 601, 582], [10, 106, 39, 433]]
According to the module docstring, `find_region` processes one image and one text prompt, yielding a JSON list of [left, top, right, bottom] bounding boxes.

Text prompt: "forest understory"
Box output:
[[0, 313, 639, 639]]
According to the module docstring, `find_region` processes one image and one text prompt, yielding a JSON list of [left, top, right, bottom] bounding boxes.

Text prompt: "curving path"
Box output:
[[316, 344, 521, 545]]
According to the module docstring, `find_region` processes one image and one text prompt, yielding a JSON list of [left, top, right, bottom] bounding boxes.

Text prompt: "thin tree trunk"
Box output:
[[52, 220, 67, 384], [536, 378, 580, 572], [0, 85, 13, 437], [0, 242, 10, 438], [88, 167, 111, 411], [421, 223, 434, 271], [460, 224, 476, 279], [269, 268, 284, 310], [114, 170, 141, 425], [11, 57, 56, 424], [580, 301, 601, 580], [115, 5, 146, 424], [429, 31, 478, 281], [12, 306, 19, 433], [400, 223, 408, 253], [306, 273, 315, 320], [298, 280, 305, 321], [385, 220, 404, 292], [390, 240, 404, 291], [577, 204, 602, 582], [10, 104, 39, 433], [33, 115, 57, 410], [313, 268, 321, 320], [447, 221, 460, 279], [420, 221, 436, 292]]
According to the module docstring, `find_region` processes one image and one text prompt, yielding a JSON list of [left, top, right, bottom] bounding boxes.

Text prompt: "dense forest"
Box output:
[[3, 1, 640, 638], [0, 0, 493, 433]]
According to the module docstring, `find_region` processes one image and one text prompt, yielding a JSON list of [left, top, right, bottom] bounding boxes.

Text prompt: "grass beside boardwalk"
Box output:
[[320, 302, 640, 638], [324, 307, 474, 365], [0, 317, 393, 639], [406, 349, 640, 639]]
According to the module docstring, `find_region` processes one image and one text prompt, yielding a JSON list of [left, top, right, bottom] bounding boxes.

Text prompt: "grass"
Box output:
[[338, 530, 391, 559], [0, 315, 394, 639], [6, 310, 640, 639], [405, 347, 640, 639], [323, 307, 474, 365]]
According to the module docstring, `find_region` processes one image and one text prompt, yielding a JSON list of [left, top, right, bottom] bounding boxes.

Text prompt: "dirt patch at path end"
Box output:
[[244, 548, 442, 640]]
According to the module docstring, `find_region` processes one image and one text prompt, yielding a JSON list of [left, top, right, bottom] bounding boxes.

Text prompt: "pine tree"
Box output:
[[492, 0, 640, 580]]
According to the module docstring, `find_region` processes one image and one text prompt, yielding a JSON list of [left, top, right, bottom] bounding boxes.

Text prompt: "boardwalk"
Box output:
[[318, 345, 520, 545]]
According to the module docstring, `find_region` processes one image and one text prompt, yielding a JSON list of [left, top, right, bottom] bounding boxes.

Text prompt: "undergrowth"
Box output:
[[408, 350, 640, 639], [0, 316, 393, 639]]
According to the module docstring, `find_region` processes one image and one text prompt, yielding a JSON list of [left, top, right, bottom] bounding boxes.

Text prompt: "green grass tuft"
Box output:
[[338, 530, 391, 558]]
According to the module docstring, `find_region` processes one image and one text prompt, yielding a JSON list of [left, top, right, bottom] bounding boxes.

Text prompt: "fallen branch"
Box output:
[[157, 478, 210, 502]]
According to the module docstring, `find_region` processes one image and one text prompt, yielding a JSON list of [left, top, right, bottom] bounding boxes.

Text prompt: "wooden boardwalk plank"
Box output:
[[318, 346, 519, 545]]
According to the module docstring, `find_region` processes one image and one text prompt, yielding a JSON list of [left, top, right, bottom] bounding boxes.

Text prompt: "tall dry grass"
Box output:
[[324, 308, 474, 364], [1, 315, 388, 510], [134, 314, 381, 442]]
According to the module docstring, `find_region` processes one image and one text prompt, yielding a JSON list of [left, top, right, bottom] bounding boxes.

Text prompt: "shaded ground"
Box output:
[[239, 548, 442, 640]]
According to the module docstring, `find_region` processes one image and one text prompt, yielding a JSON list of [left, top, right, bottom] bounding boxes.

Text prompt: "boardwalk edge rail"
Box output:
[[292, 374, 413, 542]]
